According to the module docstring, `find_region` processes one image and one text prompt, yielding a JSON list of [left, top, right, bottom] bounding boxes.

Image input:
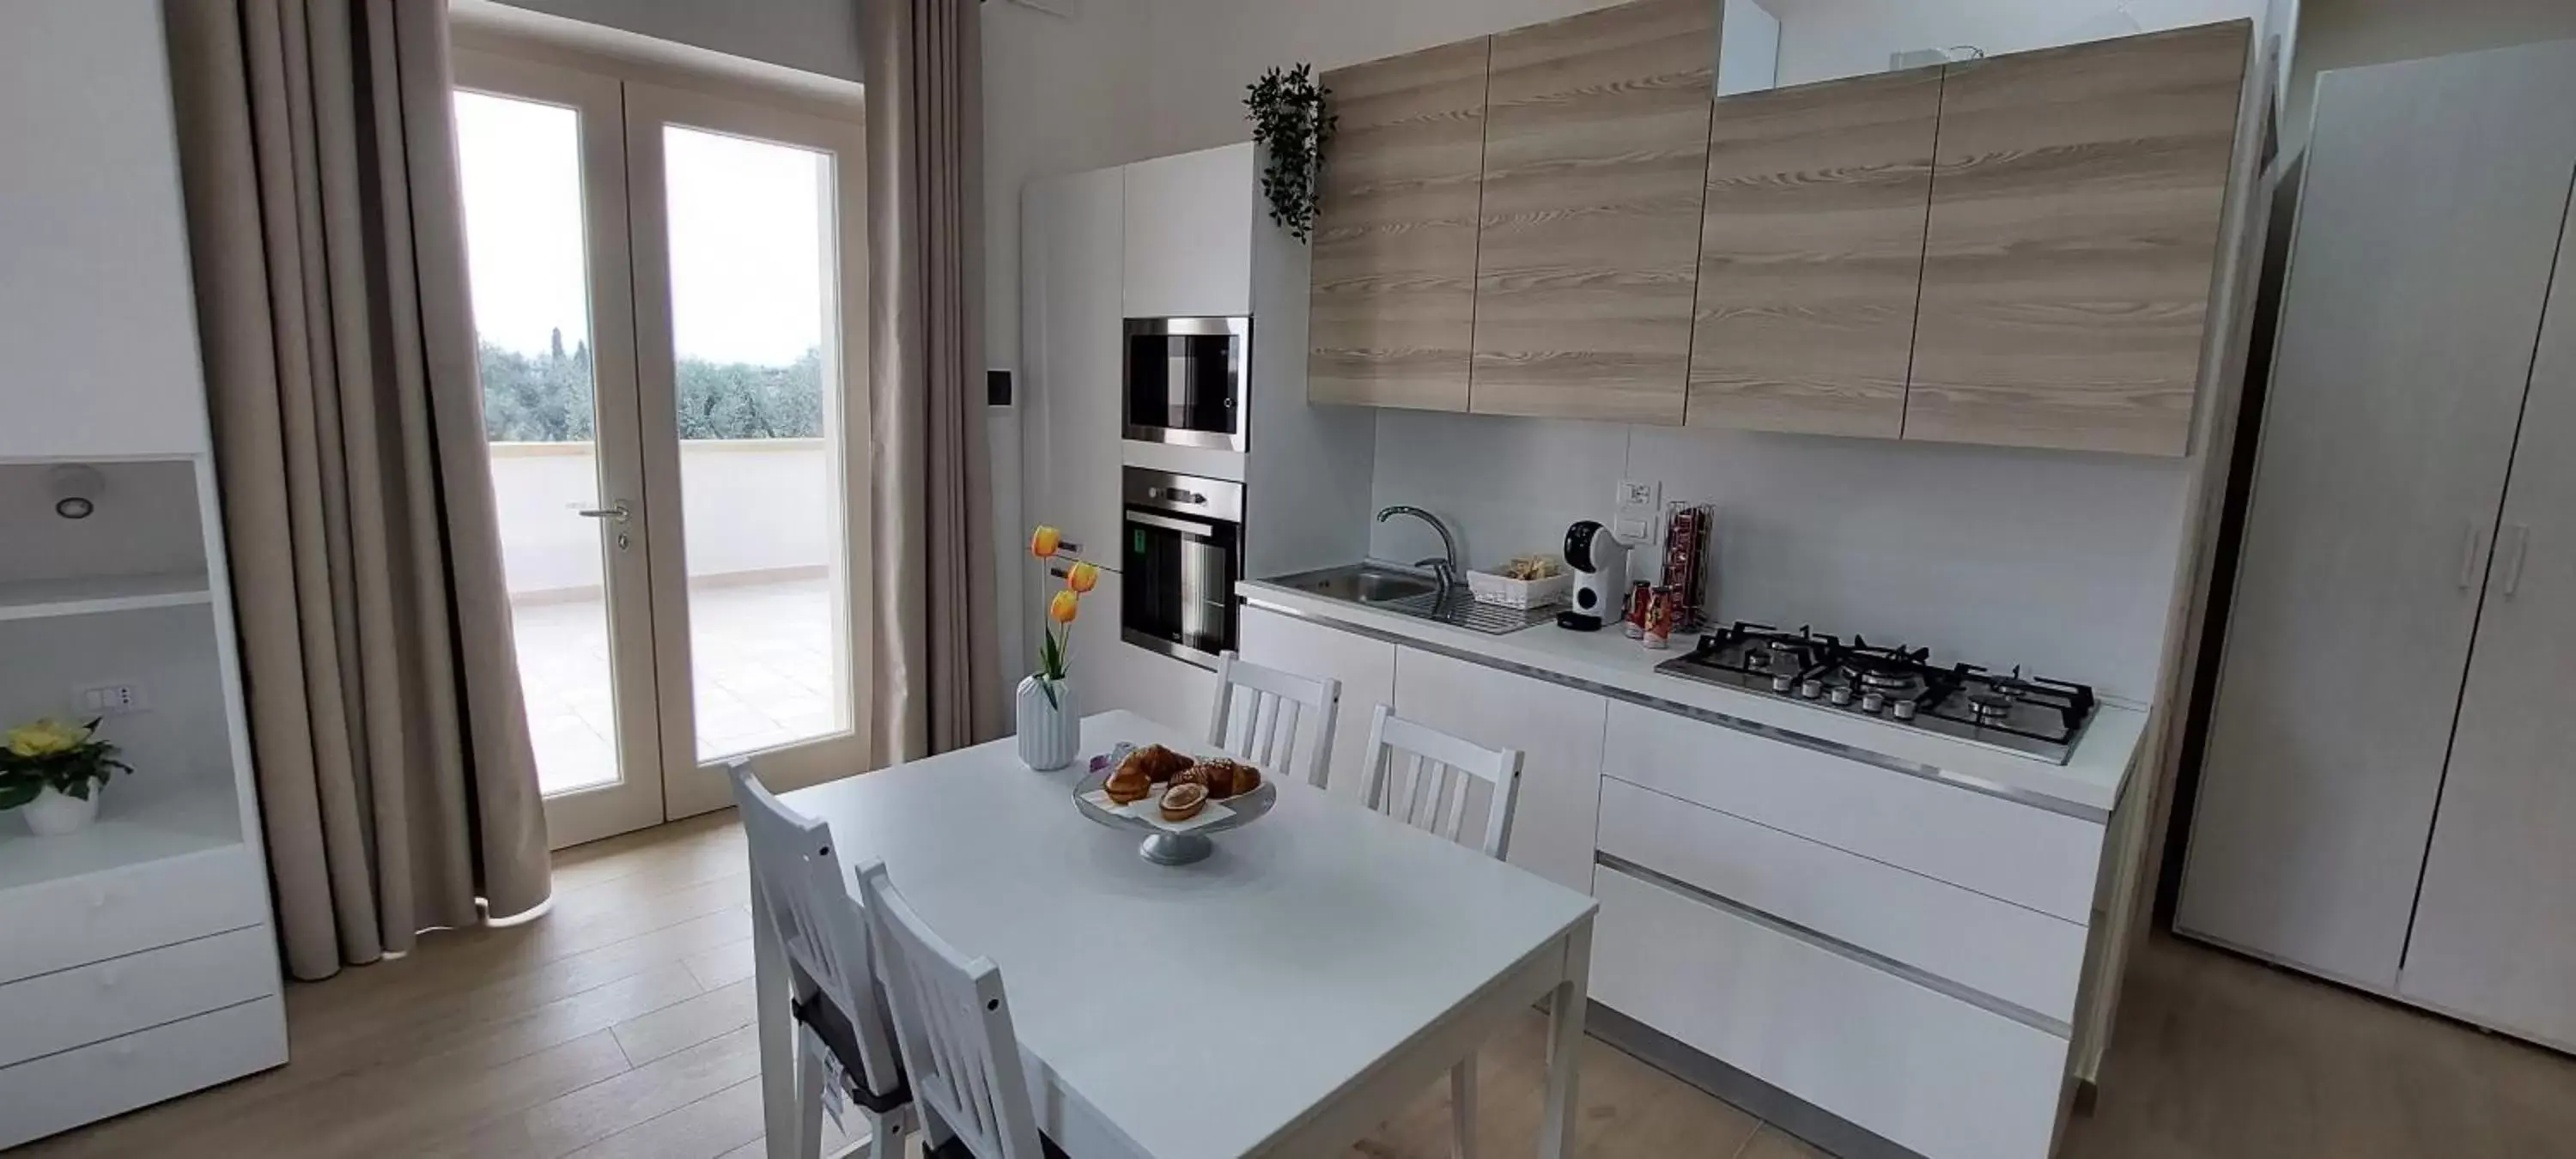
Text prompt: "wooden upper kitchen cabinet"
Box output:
[[1307, 38, 1492, 413], [1906, 21, 2251, 457], [1468, 0, 1716, 424], [1688, 65, 1942, 439]]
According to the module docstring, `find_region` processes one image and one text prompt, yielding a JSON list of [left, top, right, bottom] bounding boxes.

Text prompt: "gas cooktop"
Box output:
[[1651, 622, 2097, 764]]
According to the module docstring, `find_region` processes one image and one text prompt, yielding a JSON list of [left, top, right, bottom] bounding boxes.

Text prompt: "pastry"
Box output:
[[1103, 765, 1152, 805], [1121, 743, 1193, 783], [1158, 781, 1208, 822], [1174, 762, 1224, 794], [1193, 759, 1261, 799]]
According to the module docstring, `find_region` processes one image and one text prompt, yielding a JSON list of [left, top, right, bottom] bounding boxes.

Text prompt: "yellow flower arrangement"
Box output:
[[1030, 527, 1094, 708], [0, 716, 129, 810]]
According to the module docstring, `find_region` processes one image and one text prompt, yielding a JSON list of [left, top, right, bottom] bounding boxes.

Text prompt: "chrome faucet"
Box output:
[[1376, 505, 1461, 592]]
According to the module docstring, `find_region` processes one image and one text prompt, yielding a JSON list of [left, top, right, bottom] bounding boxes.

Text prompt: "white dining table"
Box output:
[[754, 710, 1599, 1159]]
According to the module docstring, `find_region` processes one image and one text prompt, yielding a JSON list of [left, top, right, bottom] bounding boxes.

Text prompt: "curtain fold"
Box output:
[[163, 0, 550, 981], [863, 0, 1001, 759]]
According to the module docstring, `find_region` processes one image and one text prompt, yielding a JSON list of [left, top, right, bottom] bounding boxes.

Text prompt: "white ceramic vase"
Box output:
[[1017, 675, 1078, 771], [21, 785, 101, 837]]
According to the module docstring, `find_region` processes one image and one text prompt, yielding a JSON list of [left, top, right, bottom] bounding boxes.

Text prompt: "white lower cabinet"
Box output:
[[0, 846, 270, 985], [1594, 867, 2069, 1159], [1602, 700, 2104, 922], [1597, 776, 2087, 1023], [0, 994, 287, 1150], [1392, 646, 1606, 895], [0, 926, 276, 1069], [1236, 604, 1396, 804]]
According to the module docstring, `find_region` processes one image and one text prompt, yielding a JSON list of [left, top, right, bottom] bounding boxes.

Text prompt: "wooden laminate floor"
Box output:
[[27, 815, 2576, 1159]]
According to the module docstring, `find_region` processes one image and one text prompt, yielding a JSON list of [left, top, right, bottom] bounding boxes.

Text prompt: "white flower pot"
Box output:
[[21, 785, 101, 837], [1017, 675, 1078, 771]]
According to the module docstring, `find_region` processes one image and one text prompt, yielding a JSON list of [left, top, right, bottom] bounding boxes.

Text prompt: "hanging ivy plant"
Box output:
[[1244, 64, 1336, 243]]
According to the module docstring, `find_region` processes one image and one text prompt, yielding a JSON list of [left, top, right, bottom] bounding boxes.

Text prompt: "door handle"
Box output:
[[2458, 521, 2489, 591], [578, 501, 632, 525], [2501, 523, 2531, 598]]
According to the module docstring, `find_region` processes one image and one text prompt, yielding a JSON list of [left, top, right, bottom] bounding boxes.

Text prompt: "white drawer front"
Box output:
[[1597, 776, 2087, 1024], [0, 926, 278, 1068], [1602, 700, 2105, 921], [0, 994, 286, 1150], [0, 846, 267, 984], [1593, 867, 2068, 1159]]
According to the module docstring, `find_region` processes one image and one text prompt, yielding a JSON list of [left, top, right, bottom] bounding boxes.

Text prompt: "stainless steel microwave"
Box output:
[[1123, 317, 1249, 452]]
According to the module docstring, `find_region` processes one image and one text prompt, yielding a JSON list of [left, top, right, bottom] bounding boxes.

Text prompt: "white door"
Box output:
[[454, 52, 871, 848], [2401, 197, 2576, 1046]]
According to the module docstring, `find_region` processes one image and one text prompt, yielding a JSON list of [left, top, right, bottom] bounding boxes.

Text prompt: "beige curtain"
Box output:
[[162, 0, 550, 981], [863, 0, 1001, 758]]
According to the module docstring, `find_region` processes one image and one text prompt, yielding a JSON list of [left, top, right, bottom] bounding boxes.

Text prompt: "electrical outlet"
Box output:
[[75, 683, 149, 716], [1617, 479, 1660, 509]]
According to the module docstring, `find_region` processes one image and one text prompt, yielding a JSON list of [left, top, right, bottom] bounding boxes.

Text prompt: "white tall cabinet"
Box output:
[[0, 0, 287, 1146], [2179, 40, 2576, 1048]]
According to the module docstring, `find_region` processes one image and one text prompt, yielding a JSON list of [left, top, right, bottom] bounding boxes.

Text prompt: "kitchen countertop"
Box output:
[[1238, 578, 2146, 821]]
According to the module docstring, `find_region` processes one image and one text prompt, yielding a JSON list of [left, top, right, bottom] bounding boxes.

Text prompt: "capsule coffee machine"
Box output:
[[1556, 519, 1631, 631]]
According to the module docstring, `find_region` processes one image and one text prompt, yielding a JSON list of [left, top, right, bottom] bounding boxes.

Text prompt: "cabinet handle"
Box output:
[[1060, 540, 1083, 556], [1048, 565, 1069, 580], [2458, 521, 2489, 591], [2502, 524, 2531, 598]]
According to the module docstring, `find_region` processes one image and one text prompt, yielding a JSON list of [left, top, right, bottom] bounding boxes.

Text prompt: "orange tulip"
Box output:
[[1049, 589, 1079, 625], [1030, 525, 1061, 559], [1066, 561, 1099, 594]]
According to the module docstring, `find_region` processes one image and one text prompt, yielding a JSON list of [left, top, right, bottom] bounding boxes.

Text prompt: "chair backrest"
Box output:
[[1358, 704, 1526, 860], [727, 761, 902, 1101], [854, 859, 1047, 1159], [1206, 650, 1343, 789]]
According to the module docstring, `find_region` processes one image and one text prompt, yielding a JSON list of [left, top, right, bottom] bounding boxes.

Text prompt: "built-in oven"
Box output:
[[1120, 467, 1242, 666], [1123, 317, 1249, 452]]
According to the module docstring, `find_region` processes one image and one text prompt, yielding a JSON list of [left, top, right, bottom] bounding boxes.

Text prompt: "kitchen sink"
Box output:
[[1280, 565, 1443, 605], [1261, 564, 1557, 635]]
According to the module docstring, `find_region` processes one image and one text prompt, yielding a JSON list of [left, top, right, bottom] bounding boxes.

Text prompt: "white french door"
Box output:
[[454, 49, 872, 848]]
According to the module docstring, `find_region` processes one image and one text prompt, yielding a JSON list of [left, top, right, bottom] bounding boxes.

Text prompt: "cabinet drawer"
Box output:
[[1597, 776, 2086, 1023], [0, 993, 286, 1150], [1602, 700, 2104, 920], [0, 926, 277, 1068], [0, 846, 268, 984], [1593, 867, 2067, 1159]]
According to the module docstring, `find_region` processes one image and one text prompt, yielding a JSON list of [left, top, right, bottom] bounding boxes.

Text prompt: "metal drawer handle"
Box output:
[[2502, 524, 2531, 598], [2458, 521, 2488, 592]]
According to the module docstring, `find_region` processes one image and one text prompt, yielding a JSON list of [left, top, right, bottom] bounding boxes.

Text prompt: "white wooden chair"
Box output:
[[729, 762, 913, 1159], [1356, 704, 1527, 1159], [1206, 650, 1343, 789], [854, 859, 1067, 1159]]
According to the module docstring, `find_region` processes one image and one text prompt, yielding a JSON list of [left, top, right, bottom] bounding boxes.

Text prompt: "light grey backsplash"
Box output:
[[1363, 409, 2192, 705]]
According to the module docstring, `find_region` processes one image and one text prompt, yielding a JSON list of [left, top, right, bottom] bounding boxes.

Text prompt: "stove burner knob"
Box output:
[[1771, 674, 1795, 694], [1891, 698, 1917, 721], [1861, 691, 1886, 713], [1797, 679, 1823, 700], [1827, 686, 1853, 707]]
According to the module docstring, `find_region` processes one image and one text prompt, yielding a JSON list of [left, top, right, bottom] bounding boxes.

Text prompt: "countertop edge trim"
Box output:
[[1240, 592, 2115, 824]]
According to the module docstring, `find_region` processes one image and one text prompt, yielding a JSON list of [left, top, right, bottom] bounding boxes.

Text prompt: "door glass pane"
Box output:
[[455, 90, 623, 795], [660, 125, 853, 762]]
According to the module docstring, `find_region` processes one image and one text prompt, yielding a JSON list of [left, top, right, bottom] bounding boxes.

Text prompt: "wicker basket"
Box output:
[[1466, 567, 1572, 610]]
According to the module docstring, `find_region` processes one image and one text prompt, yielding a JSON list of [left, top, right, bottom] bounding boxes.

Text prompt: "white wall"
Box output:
[[0, 0, 210, 461], [491, 0, 864, 82], [2285, 0, 2576, 136], [1765, 0, 2263, 88], [1366, 413, 2191, 704]]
